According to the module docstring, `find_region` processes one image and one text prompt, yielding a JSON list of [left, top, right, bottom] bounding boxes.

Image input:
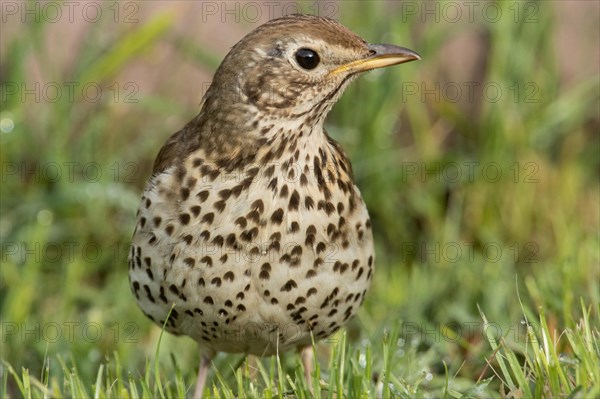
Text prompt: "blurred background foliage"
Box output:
[[1, 0, 598, 396]]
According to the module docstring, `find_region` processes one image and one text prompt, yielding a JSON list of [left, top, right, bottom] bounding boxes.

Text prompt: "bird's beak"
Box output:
[[331, 44, 421, 76]]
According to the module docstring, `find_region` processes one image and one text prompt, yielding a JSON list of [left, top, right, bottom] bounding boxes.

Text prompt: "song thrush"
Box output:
[[128, 14, 419, 397]]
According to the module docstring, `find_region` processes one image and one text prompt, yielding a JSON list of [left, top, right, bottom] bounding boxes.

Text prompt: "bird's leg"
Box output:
[[192, 352, 211, 399], [299, 345, 314, 392]]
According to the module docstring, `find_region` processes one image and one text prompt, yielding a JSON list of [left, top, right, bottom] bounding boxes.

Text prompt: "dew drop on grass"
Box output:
[[358, 353, 366, 368], [37, 209, 53, 226], [0, 117, 14, 133]]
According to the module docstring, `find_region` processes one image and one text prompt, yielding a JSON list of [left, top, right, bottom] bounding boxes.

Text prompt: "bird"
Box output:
[[128, 14, 419, 398]]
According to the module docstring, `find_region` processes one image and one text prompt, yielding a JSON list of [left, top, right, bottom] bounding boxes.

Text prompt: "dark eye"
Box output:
[[295, 48, 320, 70]]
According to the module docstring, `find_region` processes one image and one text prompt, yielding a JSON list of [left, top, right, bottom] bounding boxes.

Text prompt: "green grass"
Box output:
[[1, 1, 598, 398], [3, 303, 599, 398]]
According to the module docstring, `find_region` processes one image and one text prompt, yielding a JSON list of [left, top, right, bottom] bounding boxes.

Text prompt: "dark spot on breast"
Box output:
[[213, 200, 226, 213], [200, 230, 210, 241], [349, 195, 356, 212], [305, 196, 314, 210], [226, 233, 236, 247], [201, 256, 213, 267], [316, 242, 326, 254], [325, 202, 335, 215], [261, 262, 271, 272], [143, 285, 155, 302], [290, 221, 299, 233], [269, 241, 280, 252], [300, 173, 308, 186], [224, 271, 234, 282], [190, 205, 201, 217], [356, 267, 364, 280], [247, 209, 260, 223], [279, 184, 289, 198], [270, 232, 281, 241], [327, 223, 336, 236], [159, 286, 167, 303], [184, 257, 195, 267], [264, 165, 275, 178], [281, 279, 298, 292], [271, 208, 284, 224], [180, 187, 190, 201], [235, 217, 247, 229], [268, 177, 278, 191], [204, 296, 214, 305], [291, 245, 302, 256], [260, 270, 271, 280], [196, 191, 209, 203], [212, 235, 224, 247], [252, 199, 265, 213], [201, 212, 214, 224], [287, 168, 295, 180], [288, 190, 300, 211], [305, 234, 315, 246], [179, 213, 190, 225], [219, 189, 232, 200]]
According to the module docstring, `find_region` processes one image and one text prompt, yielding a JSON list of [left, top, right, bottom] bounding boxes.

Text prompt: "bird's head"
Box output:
[[200, 14, 420, 131]]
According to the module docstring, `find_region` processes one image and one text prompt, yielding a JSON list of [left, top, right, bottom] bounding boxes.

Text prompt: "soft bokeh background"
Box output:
[[1, 0, 598, 397]]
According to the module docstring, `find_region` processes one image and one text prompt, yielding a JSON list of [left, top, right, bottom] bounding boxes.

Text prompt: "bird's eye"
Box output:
[[295, 48, 320, 70]]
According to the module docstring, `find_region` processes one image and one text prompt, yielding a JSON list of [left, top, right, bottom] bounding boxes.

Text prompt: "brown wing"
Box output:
[[152, 129, 186, 175]]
